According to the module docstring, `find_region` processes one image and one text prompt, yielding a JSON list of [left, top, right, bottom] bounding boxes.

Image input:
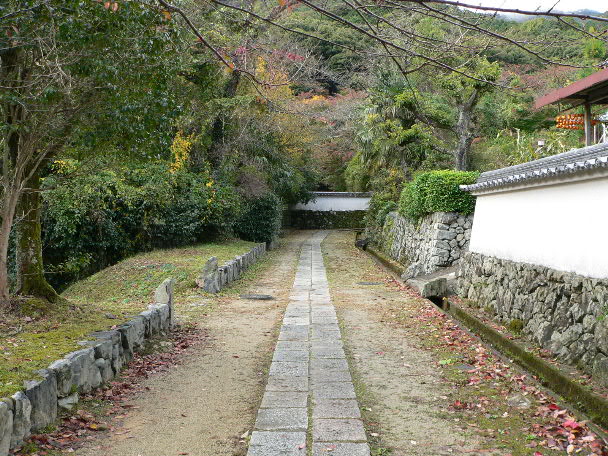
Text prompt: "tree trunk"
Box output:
[[454, 89, 479, 171], [0, 46, 22, 308], [15, 166, 59, 302], [0, 187, 21, 306]]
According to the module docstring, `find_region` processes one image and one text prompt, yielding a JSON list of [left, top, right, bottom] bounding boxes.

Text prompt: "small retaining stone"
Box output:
[[197, 256, 220, 293], [0, 401, 12, 456], [24, 370, 57, 432], [65, 348, 101, 393], [10, 392, 31, 448], [58, 393, 79, 411], [48, 359, 72, 398]]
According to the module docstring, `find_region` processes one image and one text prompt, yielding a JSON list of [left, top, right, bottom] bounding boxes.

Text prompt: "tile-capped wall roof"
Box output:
[[461, 142, 608, 192], [312, 192, 373, 198]]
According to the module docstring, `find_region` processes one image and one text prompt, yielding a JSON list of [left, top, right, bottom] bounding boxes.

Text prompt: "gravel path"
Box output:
[[74, 230, 500, 456], [247, 231, 370, 456], [75, 232, 308, 456], [322, 231, 502, 456]]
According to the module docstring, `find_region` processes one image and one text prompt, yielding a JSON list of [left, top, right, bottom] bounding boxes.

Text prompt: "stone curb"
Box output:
[[0, 278, 175, 456], [197, 243, 267, 293], [362, 243, 608, 432], [354, 232, 405, 277]]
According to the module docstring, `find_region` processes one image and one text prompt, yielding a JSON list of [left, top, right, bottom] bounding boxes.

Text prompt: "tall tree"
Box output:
[[440, 58, 501, 170], [0, 9, 79, 305], [16, 165, 58, 301], [0, 0, 182, 308]]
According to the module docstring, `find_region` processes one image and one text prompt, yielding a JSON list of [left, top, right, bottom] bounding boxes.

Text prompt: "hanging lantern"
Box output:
[[555, 114, 599, 130]]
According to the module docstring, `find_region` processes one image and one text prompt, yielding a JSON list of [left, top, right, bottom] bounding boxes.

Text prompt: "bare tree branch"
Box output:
[[416, 1, 589, 68], [0, 1, 49, 23], [399, 0, 608, 23]]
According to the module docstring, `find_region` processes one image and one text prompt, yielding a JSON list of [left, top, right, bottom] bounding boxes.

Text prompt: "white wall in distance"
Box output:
[[469, 177, 608, 279], [293, 194, 371, 212]]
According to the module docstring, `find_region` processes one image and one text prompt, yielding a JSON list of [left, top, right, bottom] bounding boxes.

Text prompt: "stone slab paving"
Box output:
[[247, 231, 370, 456]]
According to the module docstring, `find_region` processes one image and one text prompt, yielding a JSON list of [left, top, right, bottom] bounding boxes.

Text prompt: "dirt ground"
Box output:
[[75, 232, 308, 456], [322, 230, 502, 456], [68, 230, 604, 456]]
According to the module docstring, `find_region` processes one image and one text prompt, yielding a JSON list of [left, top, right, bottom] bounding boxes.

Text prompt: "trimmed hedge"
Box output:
[[234, 193, 283, 244], [290, 210, 366, 229], [399, 170, 478, 221]]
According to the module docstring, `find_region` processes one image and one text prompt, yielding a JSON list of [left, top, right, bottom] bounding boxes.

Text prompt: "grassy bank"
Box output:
[[0, 240, 256, 398]]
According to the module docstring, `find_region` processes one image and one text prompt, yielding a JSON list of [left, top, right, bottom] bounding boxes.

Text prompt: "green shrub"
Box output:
[[234, 193, 283, 244], [42, 163, 241, 288], [399, 170, 479, 221], [344, 151, 369, 192], [365, 192, 396, 231], [362, 168, 404, 237], [375, 201, 397, 228]]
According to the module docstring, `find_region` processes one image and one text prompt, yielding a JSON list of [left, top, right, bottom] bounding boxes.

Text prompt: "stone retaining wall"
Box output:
[[0, 242, 270, 455], [378, 211, 473, 279], [457, 252, 608, 384], [197, 243, 267, 293], [0, 279, 175, 456]]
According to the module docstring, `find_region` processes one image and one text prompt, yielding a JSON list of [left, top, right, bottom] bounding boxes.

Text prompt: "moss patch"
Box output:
[[508, 319, 524, 334], [0, 239, 256, 398], [364, 244, 405, 277]]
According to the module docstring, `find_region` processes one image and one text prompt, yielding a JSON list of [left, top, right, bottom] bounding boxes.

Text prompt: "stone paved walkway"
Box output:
[[247, 231, 370, 456]]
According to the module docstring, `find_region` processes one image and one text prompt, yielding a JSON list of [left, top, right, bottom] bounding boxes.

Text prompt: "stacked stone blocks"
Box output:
[[457, 252, 608, 385], [379, 211, 473, 278], [0, 242, 271, 455], [0, 278, 175, 456], [198, 243, 267, 293]]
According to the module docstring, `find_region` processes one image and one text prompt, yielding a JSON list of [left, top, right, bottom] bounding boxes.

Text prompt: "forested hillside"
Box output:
[[1, 0, 607, 309]]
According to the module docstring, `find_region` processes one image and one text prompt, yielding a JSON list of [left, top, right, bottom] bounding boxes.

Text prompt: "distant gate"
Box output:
[[289, 192, 372, 229]]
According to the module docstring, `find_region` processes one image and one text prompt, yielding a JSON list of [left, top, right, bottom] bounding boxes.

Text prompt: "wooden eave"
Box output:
[[535, 68, 608, 109]]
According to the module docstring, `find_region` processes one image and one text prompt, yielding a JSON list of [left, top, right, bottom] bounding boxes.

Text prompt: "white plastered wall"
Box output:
[[293, 195, 370, 211], [469, 176, 608, 279]]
